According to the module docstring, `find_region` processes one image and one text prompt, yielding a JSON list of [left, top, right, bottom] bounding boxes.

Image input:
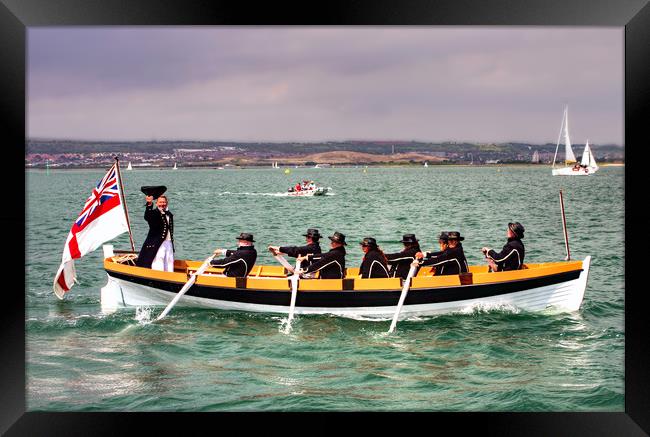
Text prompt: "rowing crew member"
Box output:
[[358, 237, 389, 278], [385, 233, 421, 279], [268, 228, 322, 269], [210, 232, 258, 277], [297, 231, 347, 279], [414, 231, 469, 275], [481, 222, 525, 271]]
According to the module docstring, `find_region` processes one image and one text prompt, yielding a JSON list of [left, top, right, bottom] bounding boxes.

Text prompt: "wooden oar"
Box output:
[[283, 259, 302, 333], [387, 262, 419, 334], [272, 253, 295, 273], [156, 250, 219, 321]]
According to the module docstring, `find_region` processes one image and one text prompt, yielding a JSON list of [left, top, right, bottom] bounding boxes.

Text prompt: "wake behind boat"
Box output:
[[100, 247, 590, 319]]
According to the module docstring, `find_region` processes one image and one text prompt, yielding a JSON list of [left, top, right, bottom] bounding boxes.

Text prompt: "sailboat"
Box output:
[[532, 150, 540, 164], [272, 161, 279, 169], [551, 106, 598, 176], [126, 162, 133, 170], [424, 161, 428, 168], [173, 162, 178, 170]]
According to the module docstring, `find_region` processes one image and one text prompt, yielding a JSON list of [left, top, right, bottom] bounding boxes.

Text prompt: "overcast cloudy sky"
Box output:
[[27, 27, 623, 145]]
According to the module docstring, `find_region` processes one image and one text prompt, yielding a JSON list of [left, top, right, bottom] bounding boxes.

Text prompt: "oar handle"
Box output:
[[156, 252, 217, 321], [388, 262, 418, 333]]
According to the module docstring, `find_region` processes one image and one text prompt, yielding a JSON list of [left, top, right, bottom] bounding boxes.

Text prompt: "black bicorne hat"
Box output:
[[438, 231, 450, 242], [328, 232, 347, 245], [447, 231, 465, 241], [508, 222, 525, 239], [360, 237, 378, 248], [302, 228, 323, 239], [236, 232, 255, 242], [400, 234, 419, 244], [140, 186, 167, 199]]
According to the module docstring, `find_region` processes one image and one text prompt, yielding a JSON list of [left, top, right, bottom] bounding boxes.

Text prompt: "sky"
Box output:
[[27, 27, 623, 145]]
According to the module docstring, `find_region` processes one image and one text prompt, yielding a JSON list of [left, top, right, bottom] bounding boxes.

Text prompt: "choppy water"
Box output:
[[26, 166, 624, 411]]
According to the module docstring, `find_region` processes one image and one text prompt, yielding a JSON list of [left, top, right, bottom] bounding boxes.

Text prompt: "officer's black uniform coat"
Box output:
[[303, 246, 346, 279], [420, 244, 469, 275], [135, 203, 174, 268], [279, 242, 321, 269], [486, 237, 525, 271], [385, 245, 421, 279], [210, 245, 258, 277], [359, 249, 390, 278]]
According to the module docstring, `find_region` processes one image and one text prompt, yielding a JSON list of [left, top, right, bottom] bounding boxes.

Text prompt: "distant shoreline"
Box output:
[[25, 162, 625, 170]]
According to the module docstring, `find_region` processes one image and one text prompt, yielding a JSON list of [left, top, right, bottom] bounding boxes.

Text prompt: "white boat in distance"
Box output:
[[173, 162, 178, 170], [126, 162, 133, 170], [286, 186, 330, 196], [552, 106, 599, 176]]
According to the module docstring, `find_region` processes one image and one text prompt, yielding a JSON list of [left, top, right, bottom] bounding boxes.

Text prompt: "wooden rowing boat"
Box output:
[[100, 246, 591, 319]]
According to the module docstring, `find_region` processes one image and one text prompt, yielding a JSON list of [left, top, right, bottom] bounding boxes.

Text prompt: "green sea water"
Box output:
[[26, 166, 624, 411]]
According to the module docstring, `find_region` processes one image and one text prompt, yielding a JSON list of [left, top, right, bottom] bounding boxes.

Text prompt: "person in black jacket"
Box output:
[[385, 234, 421, 279], [135, 194, 175, 271], [481, 222, 525, 272], [210, 233, 258, 277], [358, 237, 389, 278], [297, 231, 347, 279], [268, 228, 322, 269], [414, 231, 469, 276]]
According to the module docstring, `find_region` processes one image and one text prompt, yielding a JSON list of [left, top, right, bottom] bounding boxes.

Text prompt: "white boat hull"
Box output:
[[101, 257, 591, 319], [552, 166, 598, 176]]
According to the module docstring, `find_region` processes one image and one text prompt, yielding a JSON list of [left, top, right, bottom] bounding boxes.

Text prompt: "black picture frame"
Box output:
[[4, 0, 647, 435]]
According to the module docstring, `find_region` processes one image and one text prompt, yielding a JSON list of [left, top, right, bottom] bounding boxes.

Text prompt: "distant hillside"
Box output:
[[26, 138, 624, 156]]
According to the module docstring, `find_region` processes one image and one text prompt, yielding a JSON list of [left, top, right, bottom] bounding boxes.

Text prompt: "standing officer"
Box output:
[[481, 222, 525, 271], [385, 234, 421, 279], [210, 232, 258, 277], [135, 187, 174, 271]]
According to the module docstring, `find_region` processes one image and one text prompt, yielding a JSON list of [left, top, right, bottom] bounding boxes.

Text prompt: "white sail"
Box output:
[[173, 162, 178, 170], [127, 162, 133, 170], [563, 108, 577, 163], [581, 141, 598, 171]]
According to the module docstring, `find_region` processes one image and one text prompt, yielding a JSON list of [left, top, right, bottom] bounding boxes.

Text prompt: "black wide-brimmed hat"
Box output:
[[447, 231, 465, 241], [508, 222, 525, 239], [236, 232, 255, 242], [302, 228, 323, 239], [438, 231, 450, 242], [360, 237, 378, 248], [328, 231, 347, 245], [140, 185, 167, 199], [399, 234, 419, 244]]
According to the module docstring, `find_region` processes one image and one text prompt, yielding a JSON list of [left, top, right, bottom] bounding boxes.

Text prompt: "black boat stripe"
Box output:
[[107, 268, 582, 308]]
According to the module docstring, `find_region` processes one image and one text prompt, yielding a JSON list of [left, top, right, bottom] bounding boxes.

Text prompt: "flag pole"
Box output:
[[559, 189, 570, 261], [115, 157, 136, 252]]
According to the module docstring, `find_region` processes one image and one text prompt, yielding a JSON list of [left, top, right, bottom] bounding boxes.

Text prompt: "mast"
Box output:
[[114, 157, 136, 252], [563, 107, 576, 164], [552, 107, 566, 169]]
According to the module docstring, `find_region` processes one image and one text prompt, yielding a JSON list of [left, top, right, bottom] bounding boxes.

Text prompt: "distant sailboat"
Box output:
[[127, 162, 133, 170], [424, 161, 428, 168], [551, 105, 598, 176], [272, 161, 280, 168], [532, 150, 540, 164], [173, 162, 178, 170]]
